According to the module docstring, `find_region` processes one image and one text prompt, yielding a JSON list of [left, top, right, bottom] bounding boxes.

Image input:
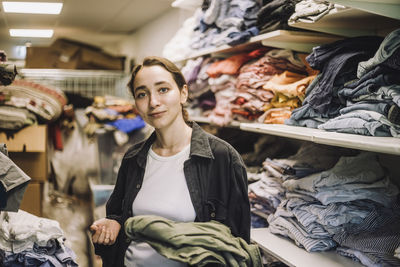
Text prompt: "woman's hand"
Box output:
[[90, 218, 121, 245]]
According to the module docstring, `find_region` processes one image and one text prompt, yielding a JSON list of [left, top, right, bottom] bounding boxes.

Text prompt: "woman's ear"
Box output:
[[180, 84, 189, 104]]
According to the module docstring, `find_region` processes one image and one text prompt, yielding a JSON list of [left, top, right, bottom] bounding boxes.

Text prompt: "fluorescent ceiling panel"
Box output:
[[10, 29, 54, 37], [2, 2, 63, 14]]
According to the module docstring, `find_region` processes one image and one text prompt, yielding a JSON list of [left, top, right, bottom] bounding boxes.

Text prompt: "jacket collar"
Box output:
[[189, 121, 214, 159], [124, 121, 214, 167]]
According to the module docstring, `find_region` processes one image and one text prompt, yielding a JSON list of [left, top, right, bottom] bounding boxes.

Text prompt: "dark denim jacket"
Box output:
[[95, 122, 250, 267]]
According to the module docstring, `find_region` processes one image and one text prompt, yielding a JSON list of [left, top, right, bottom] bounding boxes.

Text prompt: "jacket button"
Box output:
[[136, 184, 141, 189], [128, 210, 132, 216], [126, 238, 131, 243], [210, 212, 216, 218]]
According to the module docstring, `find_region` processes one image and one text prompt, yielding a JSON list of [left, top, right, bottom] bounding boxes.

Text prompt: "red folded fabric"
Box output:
[[206, 47, 270, 78]]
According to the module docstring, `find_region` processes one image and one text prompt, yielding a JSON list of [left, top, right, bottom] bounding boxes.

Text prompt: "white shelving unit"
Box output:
[[175, 30, 342, 63], [251, 228, 363, 267], [251, 210, 270, 221], [329, 0, 400, 20], [191, 118, 400, 155], [184, 1, 400, 266], [19, 68, 127, 98], [289, 7, 400, 37], [240, 123, 400, 156], [189, 116, 241, 128], [259, 30, 343, 54]]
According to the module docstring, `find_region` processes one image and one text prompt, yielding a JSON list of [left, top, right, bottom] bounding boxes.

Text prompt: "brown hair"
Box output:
[[128, 56, 189, 122]]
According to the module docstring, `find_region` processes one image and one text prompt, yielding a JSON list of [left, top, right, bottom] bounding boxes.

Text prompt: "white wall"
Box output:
[[0, 41, 27, 60], [118, 8, 193, 71]]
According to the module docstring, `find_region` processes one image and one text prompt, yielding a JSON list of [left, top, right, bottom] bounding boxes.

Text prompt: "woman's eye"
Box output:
[[159, 87, 169, 93], [136, 92, 146, 99]]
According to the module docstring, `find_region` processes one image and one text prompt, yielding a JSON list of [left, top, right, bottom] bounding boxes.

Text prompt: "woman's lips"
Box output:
[[149, 111, 166, 118]]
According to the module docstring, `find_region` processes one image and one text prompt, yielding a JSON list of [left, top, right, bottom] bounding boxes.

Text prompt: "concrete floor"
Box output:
[[42, 183, 94, 267]]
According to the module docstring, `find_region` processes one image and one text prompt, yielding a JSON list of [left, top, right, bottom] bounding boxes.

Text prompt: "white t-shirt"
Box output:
[[124, 144, 196, 267]]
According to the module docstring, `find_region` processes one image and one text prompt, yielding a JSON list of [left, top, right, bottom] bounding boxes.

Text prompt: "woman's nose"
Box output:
[[149, 94, 160, 107]]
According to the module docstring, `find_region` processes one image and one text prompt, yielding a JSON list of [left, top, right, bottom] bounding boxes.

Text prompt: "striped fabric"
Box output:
[[283, 153, 399, 207], [268, 199, 336, 252], [0, 80, 67, 122], [0, 105, 37, 130], [338, 247, 400, 267], [268, 213, 336, 252], [333, 199, 400, 266], [290, 201, 376, 234]]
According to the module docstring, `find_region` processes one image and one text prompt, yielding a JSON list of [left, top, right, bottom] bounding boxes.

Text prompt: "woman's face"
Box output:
[[133, 65, 188, 129]]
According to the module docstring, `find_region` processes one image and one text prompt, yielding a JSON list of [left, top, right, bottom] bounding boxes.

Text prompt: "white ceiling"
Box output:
[[0, 0, 175, 50]]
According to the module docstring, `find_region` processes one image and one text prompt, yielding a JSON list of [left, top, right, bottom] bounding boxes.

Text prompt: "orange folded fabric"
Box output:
[[206, 48, 269, 78]]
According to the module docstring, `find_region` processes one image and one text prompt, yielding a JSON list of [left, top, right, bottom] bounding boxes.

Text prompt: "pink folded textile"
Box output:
[[206, 48, 269, 78]]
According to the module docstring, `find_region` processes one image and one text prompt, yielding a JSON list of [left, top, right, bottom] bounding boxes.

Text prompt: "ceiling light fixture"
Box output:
[[9, 29, 54, 38], [2, 2, 63, 14]]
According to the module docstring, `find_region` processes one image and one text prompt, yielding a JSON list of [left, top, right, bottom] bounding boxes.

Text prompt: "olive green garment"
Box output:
[[124, 215, 262, 267]]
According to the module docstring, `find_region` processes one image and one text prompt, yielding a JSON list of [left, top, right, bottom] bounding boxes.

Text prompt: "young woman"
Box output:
[[90, 56, 250, 267]]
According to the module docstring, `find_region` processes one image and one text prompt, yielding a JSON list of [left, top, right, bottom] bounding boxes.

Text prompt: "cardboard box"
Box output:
[[19, 182, 43, 217], [9, 152, 47, 182], [25, 47, 60, 69], [78, 47, 125, 70], [25, 38, 125, 70], [0, 125, 47, 152], [0, 125, 48, 182], [50, 38, 95, 69]]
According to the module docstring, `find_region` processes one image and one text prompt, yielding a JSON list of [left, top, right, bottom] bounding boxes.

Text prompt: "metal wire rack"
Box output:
[[18, 68, 131, 98]]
